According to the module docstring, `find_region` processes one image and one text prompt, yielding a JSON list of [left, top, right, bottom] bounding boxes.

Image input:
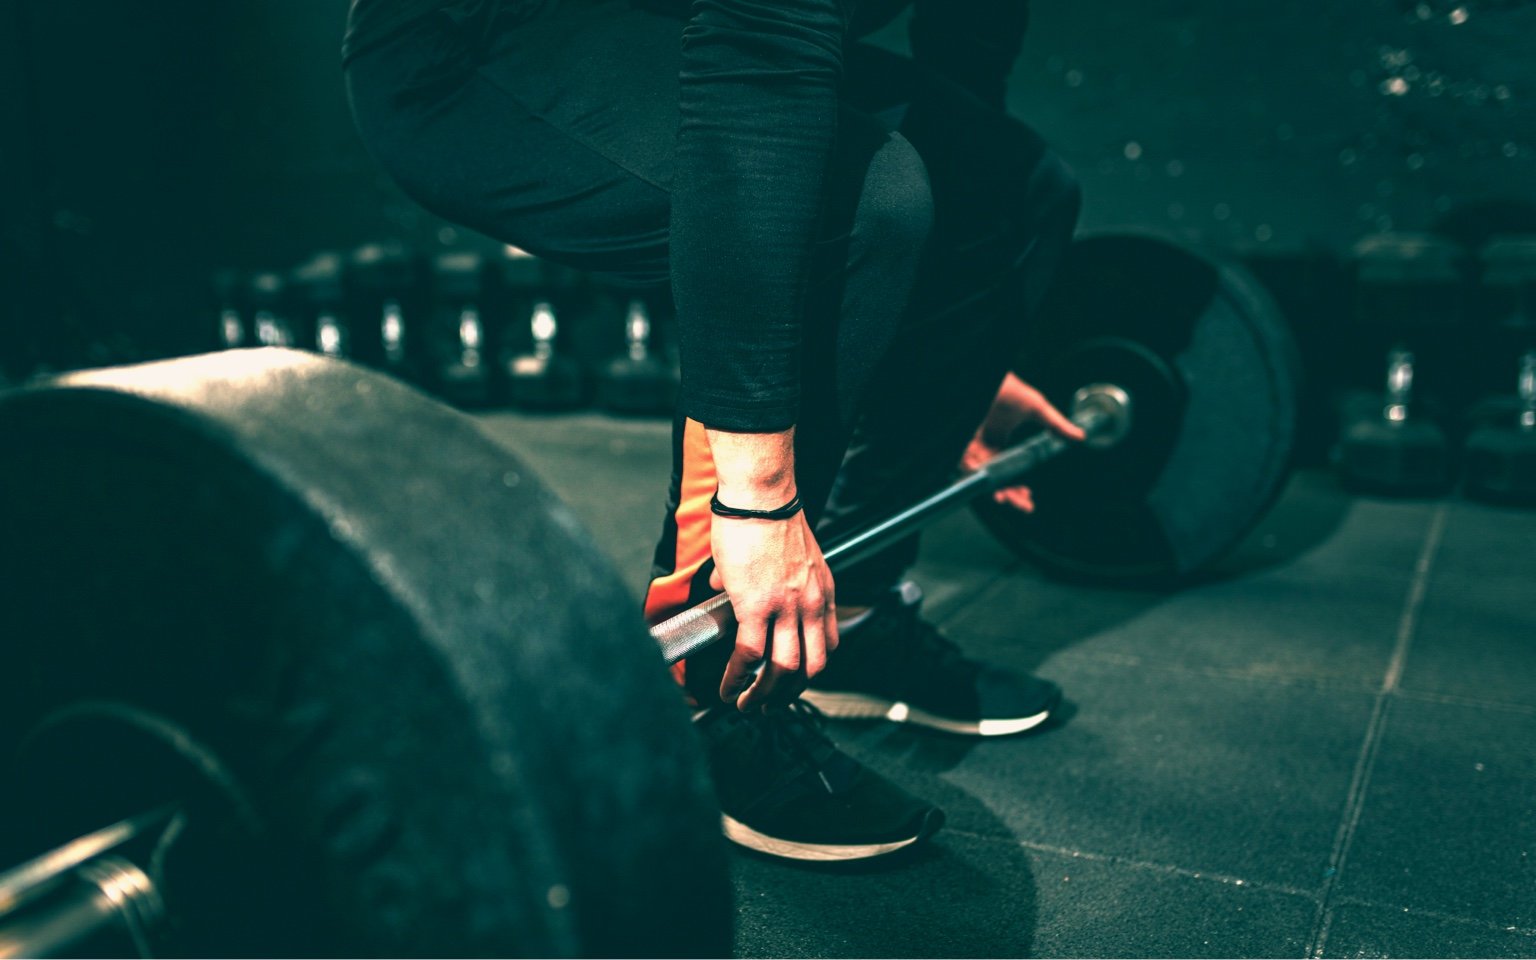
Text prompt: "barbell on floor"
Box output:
[[0, 370, 1132, 960], [0, 232, 1299, 958]]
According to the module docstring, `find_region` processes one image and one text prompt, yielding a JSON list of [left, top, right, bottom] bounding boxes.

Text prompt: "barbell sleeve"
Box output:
[[0, 857, 162, 960], [0, 806, 175, 920]]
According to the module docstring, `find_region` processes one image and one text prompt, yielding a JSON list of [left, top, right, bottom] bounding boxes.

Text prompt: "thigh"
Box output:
[[344, 1, 934, 294], [843, 42, 1074, 289], [345, 0, 686, 283]]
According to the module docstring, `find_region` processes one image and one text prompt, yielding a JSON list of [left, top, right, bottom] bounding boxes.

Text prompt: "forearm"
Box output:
[[671, 0, 847, 433]]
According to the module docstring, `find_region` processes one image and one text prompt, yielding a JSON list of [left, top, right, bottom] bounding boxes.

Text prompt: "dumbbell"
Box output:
[[247, 273, 296, 349], [1464, 236, 1536, 503], [290, 252, 351, 359], [596, 297, 678, 415], [429, 251, 496, 409], [346, 243, 426, 381], [491, 247, 583, 409], [211, 270, 247, 351], [1334, 233, 1465, 494], [506, 299, 586, 409]]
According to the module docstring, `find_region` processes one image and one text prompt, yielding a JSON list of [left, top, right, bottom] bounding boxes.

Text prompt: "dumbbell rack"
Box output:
[[1464, 235, 1536, 502]]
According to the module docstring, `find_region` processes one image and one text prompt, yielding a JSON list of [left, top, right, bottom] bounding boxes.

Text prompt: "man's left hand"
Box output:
[[960, 371, 1085, 512]]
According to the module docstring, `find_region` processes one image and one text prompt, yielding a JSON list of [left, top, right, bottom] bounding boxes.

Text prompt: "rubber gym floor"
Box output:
[[478, 410, 1536, 959]]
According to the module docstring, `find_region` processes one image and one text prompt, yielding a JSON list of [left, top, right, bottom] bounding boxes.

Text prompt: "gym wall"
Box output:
[[3, 0, 1532, 379]]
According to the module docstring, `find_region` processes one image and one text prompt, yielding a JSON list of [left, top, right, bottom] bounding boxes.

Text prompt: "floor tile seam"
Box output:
[[1306, 503, 1449, 959], [1305, 694, 1392, 958], [1390, 687, 1536, 717], [1329, 895, 1536, 938], [937, 829, 1536, 946], [1378, 503, 1447, 695], [944, 827, 1320, 902]]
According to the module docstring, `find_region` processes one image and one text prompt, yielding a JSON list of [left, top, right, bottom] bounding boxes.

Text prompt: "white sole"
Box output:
[[800, 689, 1052, 737], [721, 814, 925, 861]]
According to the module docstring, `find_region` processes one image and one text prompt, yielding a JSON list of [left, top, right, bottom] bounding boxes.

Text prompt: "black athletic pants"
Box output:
[[344, 0, 1081, 694]]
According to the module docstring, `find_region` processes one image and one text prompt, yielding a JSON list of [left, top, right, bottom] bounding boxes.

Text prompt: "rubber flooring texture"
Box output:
[[478, 411, 1536, 959]]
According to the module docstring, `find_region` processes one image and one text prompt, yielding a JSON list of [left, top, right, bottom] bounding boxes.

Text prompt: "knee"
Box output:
[[852, 133, 935, 268]]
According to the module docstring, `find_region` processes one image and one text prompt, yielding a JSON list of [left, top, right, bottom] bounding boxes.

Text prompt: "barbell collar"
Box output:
[[653, 385, 1131, 665], [1070, 383, 1134, 451]]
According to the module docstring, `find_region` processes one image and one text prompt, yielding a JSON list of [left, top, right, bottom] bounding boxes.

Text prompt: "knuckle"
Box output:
[[733, 595, 769, 617], [771, 651, 801, 673]]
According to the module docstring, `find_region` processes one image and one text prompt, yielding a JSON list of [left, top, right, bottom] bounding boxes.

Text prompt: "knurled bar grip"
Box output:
[[652, 401, 1113, 666]]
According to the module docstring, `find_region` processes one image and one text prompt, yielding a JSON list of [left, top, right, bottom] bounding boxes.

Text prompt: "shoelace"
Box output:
[[756, 700, 841, 795]]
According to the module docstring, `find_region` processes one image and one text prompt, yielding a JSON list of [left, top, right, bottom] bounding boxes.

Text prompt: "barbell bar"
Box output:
[[651, 383, 1132, 665]]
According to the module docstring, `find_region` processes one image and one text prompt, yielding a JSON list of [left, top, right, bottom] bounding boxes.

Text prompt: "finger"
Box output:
[[708, 567, 723, 591], [740, 612, 804, 710], [1030, 398, 1086, 441], [1014, 487, 1036, 513], [959, 436, 993, 473], [720, 613, 768, 705], [824, 577, 839, 654], [802, 607, 829, 680], [995, 487, 1035, 513], [764, 612, 808, 707]]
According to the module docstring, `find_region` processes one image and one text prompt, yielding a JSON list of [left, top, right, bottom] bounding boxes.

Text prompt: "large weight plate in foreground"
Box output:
[[0, 349, 730, 957], [975, 232, 1301, 583]]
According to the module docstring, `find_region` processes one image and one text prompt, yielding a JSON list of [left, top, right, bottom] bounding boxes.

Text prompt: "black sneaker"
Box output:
[[802, 581, 1061, 736], [693, 700, 944, 861]]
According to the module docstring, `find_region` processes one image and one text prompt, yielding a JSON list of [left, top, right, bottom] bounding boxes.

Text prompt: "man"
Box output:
[[344, 0, 1082, 861]]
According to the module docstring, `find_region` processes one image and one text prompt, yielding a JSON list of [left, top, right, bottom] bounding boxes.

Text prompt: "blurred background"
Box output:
[[2, 0, 1534, 468]]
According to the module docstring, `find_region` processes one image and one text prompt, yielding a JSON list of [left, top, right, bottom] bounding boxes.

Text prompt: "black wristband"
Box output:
[[709, 491, 803, 521]]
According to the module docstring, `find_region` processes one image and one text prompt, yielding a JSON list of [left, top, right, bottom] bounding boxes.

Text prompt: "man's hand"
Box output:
[[960, 371, 1086, 512], [705, 426, 837, 712], [708, 510, 837, 711]]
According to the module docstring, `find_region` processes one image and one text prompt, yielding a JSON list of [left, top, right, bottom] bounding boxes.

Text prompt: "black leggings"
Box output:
[[344, 0, 1082, 616]]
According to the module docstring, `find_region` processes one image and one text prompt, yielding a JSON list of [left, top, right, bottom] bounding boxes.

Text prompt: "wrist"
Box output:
[[710, 490, 803, 521], [707, 426, 797, 507]]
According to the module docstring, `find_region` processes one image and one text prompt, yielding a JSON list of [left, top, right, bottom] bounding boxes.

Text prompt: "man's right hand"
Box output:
[[705, 427, 838, 712]]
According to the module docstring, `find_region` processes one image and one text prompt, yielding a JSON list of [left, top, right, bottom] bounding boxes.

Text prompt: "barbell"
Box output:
[[0, 233, 1299, 957]]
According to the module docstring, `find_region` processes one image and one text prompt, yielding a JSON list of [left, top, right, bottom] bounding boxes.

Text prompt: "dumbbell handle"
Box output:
[[652, 384, 1129, 665]]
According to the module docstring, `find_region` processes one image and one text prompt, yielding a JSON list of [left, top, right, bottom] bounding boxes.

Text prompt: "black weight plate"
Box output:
[[0, 348, 730, 957], [974, 231, 1301, 583]]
